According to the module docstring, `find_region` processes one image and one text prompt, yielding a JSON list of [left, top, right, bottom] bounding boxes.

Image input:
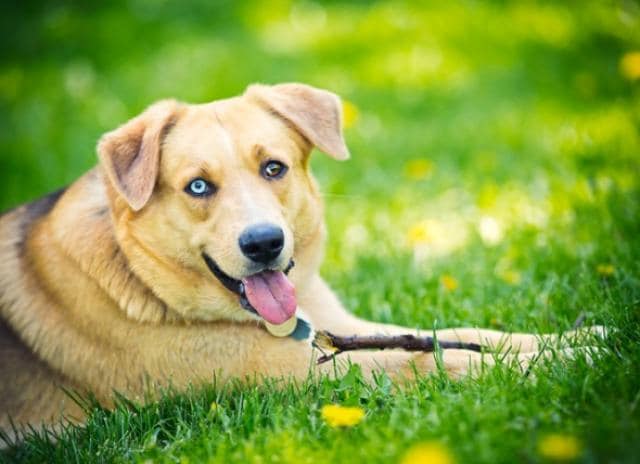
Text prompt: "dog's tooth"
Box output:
[[265, 316, 297, 337]]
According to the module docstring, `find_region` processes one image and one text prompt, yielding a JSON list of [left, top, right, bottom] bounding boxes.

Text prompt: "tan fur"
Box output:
[[0, 83, 601, 436]]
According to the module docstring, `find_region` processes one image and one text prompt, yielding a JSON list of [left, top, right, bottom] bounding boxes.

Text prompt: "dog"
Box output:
[[0, 83, 600, 436]]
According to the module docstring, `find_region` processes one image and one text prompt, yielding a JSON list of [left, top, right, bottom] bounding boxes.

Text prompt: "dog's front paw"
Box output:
[[560, 324, 608, 346]]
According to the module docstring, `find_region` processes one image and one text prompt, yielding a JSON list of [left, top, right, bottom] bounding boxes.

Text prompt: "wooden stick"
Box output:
[[572, 311, 586, 330], [313, 331, 487, 365]]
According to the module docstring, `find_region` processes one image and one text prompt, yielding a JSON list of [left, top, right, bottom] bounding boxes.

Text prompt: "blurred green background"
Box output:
[[3, 2, 640, 462]]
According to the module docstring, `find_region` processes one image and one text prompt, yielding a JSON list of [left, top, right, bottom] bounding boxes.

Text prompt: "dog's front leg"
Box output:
[[325, 347, 573, 382], [297, 275, 605, 354], [431, 326, 606, 353], [151, 323, 510, 386]]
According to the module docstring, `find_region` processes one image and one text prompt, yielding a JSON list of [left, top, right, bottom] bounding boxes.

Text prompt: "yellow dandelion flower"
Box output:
[[342, 100, 359, 129], [596, 264, 615, 276], [407, 221, 432, 246], [320, 404, 365, 427], [499, 269, 522, 285], [404, 158, 434, 180], [537, 433, 582, 461], [620, 51, 640, 80], [400, 441, 455, 464], [440, 274, 459, 291], [209, 401, 219, 413]]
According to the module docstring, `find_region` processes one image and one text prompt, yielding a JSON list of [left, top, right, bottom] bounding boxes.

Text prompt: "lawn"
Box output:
[[1, 1, 640, 462]]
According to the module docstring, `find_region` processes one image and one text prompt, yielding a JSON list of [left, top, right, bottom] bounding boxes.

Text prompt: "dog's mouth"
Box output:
[[202, 253, 296, 325]]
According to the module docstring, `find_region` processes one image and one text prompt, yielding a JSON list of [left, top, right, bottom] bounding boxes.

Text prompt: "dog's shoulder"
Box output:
[[0, 168, 106, 322]]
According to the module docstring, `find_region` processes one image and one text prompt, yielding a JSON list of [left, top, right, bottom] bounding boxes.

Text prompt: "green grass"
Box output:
[[1, 1, 640, 462]]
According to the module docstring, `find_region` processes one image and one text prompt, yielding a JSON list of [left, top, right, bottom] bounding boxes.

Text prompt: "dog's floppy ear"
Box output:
[[245, 83, 350, 160], [98, 100, 180, 211]]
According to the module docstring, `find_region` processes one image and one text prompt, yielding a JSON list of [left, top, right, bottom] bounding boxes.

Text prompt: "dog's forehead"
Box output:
[[163, 96, 300, 169]]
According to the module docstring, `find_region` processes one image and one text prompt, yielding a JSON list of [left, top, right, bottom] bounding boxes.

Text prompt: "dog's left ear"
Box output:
[[98, 100, 180, 211], [246, 83, 350, 160]]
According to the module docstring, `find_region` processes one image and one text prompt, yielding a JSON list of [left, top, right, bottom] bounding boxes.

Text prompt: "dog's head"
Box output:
[[97, 83, 348, 324]]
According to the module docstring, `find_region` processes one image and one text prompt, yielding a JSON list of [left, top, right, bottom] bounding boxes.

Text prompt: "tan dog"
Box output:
[[0, 83, 599, 436]]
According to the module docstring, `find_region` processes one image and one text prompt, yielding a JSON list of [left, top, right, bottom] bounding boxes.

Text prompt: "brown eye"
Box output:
[[261, 160, 288, 180]]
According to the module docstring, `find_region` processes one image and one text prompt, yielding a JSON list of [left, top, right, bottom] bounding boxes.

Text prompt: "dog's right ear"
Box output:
[[97, 100, 180, 212]]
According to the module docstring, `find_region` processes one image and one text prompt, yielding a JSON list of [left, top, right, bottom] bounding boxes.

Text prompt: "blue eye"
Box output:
[[185, 178, 214, 197]]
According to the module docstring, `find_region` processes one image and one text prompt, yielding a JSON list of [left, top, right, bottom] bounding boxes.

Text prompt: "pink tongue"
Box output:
[[242, 271, 296, 325]]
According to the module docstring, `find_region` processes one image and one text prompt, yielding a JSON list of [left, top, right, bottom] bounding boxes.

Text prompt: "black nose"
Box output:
[[238, 223, 285, 264]]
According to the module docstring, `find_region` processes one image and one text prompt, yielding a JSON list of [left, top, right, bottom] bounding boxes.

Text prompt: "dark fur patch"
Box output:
[[0, 317, 23, 352], [23, 188, 67, 222], [16, 187, 67, 254]]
